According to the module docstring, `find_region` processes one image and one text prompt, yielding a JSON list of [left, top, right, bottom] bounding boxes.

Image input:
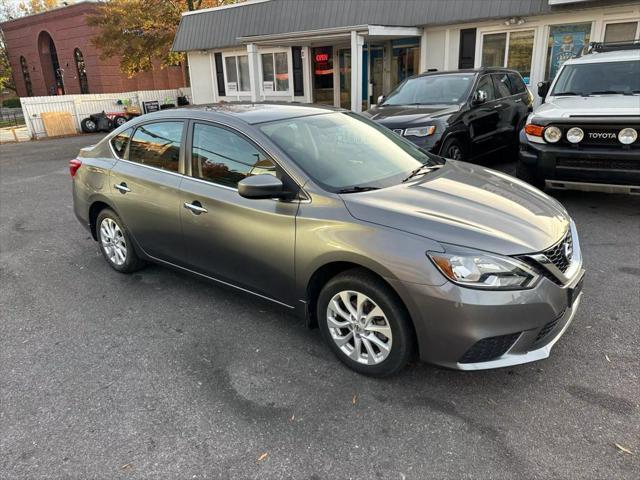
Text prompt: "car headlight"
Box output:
[[404, 126, 436, 137], [566, 127, 584, 144], [428, 249, 539, 290], [543, 126, 562, 143], [618, 128, 638, 145]]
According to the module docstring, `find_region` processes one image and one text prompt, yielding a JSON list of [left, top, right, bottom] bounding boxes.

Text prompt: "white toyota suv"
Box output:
[[518, 41, 640, 194]]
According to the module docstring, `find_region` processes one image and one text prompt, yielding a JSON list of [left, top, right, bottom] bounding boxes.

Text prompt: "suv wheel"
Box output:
[[317, 269, 415, 377], [516, 161, 545, 190], [96, 209, 145, 273], [440, 137, 465, 161]]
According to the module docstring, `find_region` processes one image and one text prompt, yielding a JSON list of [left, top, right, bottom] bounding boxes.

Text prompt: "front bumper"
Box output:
[[519, 134, 640, 189], [390, 266, 585, 370]]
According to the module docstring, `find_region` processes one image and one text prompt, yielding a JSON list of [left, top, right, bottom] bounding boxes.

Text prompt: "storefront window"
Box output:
[[481, 33, 506, 67], [390, 41, 419, 89], [481, 30, 534, 83], [224, 55, 250, 93], [604, 22, 639, 42], [545, 23, 591, 81], [261, 52, 289, 93]]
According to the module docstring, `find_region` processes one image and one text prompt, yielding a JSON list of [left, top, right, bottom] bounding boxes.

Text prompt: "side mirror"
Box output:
[[537, 81, 550, 99], [238, 174, 284, 199], [377, 94, 386, 105], [472, 90, 487, 105]]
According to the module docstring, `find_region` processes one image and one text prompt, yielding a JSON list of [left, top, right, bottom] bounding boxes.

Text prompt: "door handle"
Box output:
[[114, 182, 130, 193], [493, 104, 504, 109], [183, 201, 208, 214]]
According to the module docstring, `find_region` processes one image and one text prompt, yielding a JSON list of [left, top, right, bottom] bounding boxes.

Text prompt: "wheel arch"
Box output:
[[88, 198, 120, 240], [437, 130, 470, 157]]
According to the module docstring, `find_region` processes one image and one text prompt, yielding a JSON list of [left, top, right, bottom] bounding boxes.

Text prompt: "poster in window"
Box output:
[[263, 81, 274, 93], [227, 82, 238, 93], [549, 31, 586, 80]]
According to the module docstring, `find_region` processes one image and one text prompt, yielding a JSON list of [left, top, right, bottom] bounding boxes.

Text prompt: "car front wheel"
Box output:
[[96, 209, 145, 273], [317, 269, 415, 377], [440, 137, 465, 161]]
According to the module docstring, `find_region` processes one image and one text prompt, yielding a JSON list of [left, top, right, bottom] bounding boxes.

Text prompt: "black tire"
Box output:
[[112, 115, 128, 128], [440, 137, 466, 161], [516, 160, 545, 190], [81, 118, 98, 133], [317, 268, 415, 377], [96, 208, 145, 273]]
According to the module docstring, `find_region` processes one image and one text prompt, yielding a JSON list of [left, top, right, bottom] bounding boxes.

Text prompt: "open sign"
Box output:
[[315, 53, 330, 62]]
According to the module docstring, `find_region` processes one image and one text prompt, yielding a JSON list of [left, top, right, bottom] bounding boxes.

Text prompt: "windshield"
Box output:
[[382, 73, 475, 106], [551, 60, 640, 96], [259, 112, 439, 191]]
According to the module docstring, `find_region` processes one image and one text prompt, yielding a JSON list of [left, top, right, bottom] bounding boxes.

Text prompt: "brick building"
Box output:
[[1, 1, 186, 97]]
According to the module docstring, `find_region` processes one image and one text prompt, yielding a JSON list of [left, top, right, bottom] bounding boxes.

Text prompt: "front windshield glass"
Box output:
[[551, 60, 640, 96], [258, 112, 439, 191], [382, 73, 475, 105]]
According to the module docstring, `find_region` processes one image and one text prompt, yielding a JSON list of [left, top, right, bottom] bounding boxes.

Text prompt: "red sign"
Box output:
[[315, 53, 329, 63]]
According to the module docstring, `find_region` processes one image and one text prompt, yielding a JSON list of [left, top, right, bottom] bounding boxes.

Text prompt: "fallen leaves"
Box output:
[[352, 393, 358, 405], [257, 452, 268, 462], [614, 443, 633, 455], [120, 463, 134, 471]]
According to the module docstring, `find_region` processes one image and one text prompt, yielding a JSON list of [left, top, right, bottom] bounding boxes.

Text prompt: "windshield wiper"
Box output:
[[553, 91, 583, 96], [337, 186, 381, 194], [402, 164, 442, 183], [589, 90, 626, 95]]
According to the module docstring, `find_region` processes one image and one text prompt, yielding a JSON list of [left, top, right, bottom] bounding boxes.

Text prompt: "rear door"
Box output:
[[491, 73, 518, 148], [179, 121, 298, 305], [109, 120, 186, 264]]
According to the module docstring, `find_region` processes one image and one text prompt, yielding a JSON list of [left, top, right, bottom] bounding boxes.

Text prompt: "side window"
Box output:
[[191, 123, 276, 188], [492, 73, 512, 98], [129, 122, 183, 172], [110, 128, 132, 158], [507, 73, 527, 95], [475, 75, 496, 102]]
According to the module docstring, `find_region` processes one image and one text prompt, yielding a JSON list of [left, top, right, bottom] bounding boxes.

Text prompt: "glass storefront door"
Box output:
[[312, 47, 334, 105], [338, 48, 352, 109]]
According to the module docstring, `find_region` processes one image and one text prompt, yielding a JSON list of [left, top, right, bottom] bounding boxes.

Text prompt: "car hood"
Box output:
[[534, 95, 640, 119], [364, 104, 460, 127], [341, 160, 570, 255]]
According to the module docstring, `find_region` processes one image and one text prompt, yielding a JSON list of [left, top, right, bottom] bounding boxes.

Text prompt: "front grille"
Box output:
[[557, 157, 640, 171], [459, 332, 521, 364], [542, 230, 573, 273]]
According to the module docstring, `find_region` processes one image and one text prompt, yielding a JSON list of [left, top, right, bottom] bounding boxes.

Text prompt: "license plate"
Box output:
[[568, 274, 584, 306]]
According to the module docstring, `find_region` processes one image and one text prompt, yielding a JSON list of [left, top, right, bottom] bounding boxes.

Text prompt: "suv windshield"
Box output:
[[551, 60, 640, 96], [382, 73, 475, 106], [259, 112, 439, 191]]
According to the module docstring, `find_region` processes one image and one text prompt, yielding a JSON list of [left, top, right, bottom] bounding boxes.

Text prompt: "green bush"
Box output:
[[2, 97, 21, 108]]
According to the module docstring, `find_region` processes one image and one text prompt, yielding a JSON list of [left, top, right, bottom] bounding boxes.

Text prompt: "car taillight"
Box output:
[[69, 159, 82, 178], [524, 123, 544, 137]]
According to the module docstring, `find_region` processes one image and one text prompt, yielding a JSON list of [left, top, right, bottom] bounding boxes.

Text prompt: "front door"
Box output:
[[109, 121, 186, 264], [179, 121, 298, 305], [466, 74, 501, 158]]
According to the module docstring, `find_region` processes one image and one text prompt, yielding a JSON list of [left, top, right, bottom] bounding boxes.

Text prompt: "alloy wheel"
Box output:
[[85, 120, 96, 130], [99, 217, 127, 266], [448, 144, 462, 160], [326, 290, 392, 365]]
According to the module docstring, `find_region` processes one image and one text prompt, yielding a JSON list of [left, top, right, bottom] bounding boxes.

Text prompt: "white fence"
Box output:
[[20, 87, 192, 139]]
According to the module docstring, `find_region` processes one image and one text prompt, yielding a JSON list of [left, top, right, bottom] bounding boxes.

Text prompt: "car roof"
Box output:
[[137, 102, 342, 125], [565, 49, 640, 65], [414, 67, 520, 78]]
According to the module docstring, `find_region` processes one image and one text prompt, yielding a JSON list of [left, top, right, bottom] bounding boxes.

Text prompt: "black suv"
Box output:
[[365, 68, 532, 162]]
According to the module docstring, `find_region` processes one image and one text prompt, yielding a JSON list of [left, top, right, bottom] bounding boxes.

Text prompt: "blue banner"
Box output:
[[549, 31, 586, 80]]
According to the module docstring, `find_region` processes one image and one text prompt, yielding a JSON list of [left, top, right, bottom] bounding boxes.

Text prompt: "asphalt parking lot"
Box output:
[[1, 134, 638, 479]]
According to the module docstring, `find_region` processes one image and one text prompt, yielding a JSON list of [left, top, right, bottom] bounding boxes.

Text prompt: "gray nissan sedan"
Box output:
[[71, 104, 585, 376]]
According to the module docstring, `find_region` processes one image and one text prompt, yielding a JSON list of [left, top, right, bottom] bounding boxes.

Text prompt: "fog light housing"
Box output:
[[544, 126, 562, 143], [566, 127, 584, 144], [618, 128, 638, 145]]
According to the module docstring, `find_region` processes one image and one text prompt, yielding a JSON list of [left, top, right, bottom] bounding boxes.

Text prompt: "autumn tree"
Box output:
[[88, 0, 236, 77], [18, 0, 59, 15]]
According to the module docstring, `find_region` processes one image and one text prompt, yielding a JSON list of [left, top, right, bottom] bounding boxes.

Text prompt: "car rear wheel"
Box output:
[[440, 137, 465, 161], [317, 269, 415, 377], [96, 209, 145, 273], [113, 115, 128, 128]]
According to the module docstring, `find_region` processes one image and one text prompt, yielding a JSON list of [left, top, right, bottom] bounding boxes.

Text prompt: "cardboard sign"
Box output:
[[142, 100, 160, 114], [263, 81, 274, 93]]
